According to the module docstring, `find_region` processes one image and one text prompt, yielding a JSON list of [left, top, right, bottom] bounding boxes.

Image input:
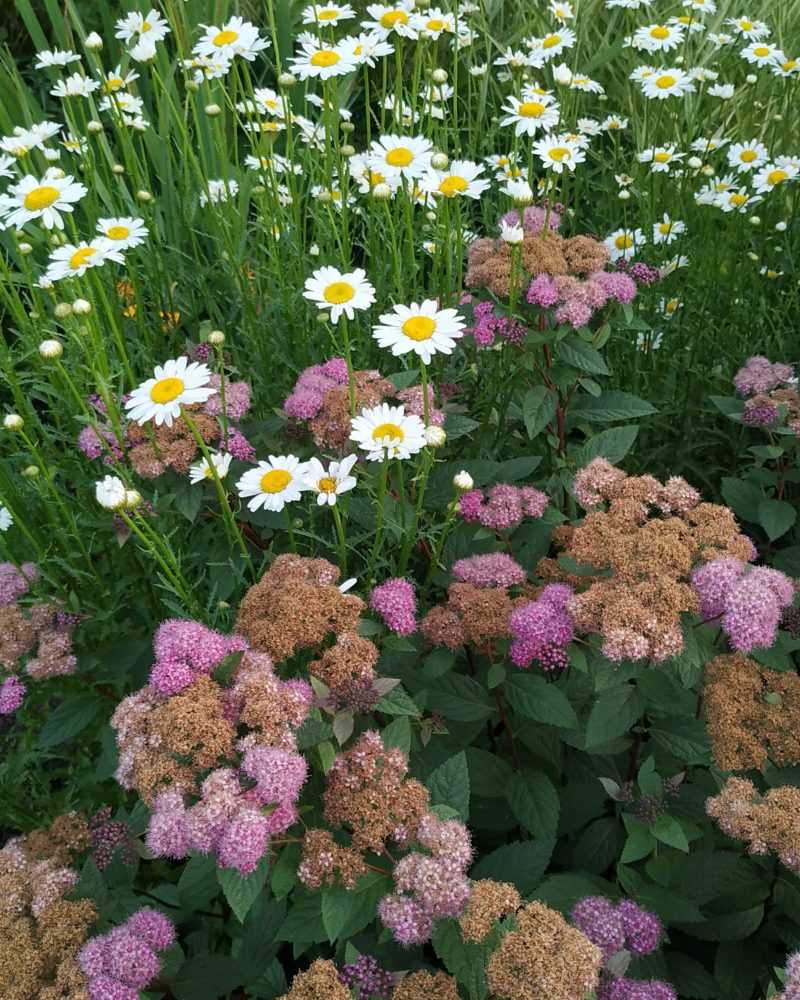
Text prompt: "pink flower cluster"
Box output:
[[451, 553, 526, 588], [459, 483, 549, 531], [508, 584, 575, 669], [467, 300, 529, 347], [779, 952, 800, 1000], [733, 356, 794, 395], [499, 202, 564, 235], [691, 558, 794, 652], [149, 619, 249, 696], [284, 358, 350, 419], [396, 384, 445, 426], [0, 561, 37, 606], [379, 814, 473, 946], [573, 458, 700, 514], [527, 270, 636, 328], [0, 675, 25, 714], [370, 578, 417, 637], [78, 908, 175, 1000], [204, 373, 251, 420]]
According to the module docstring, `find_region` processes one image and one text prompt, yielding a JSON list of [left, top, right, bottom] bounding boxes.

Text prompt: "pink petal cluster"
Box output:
[[692, 559, 794, 652], [451, 553, 526, 588], [78, 908, 175, 1000], [370, 578, 417, 637], [733, 355, 794, 395], [508, 584, 575, 669], [572, 459, 700, 515], [0, 675, 25, 714], [597, 979, 677, 1000], [204, 374, 252, 420], [396, 384, 445, 426], [458, 483, 549, 531], [149, 619, 249, 696], [467, 300, 529, 347], [0, 562, 38, 606], [284, 358, 349, 419], [77, 424, 124, 464], [572, 896, 661, 962], [379, 814, 473, 946], [527, 270, 636, 327], [499, 202, 564, 235]]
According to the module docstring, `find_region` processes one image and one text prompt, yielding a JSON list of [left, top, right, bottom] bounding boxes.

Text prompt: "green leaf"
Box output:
[[758, 498, 797, 540], [570, 390, 657, 423], [248, 958, 288, 999], [535, 872, 614, 914], [652, 815, 689, 853], [573, 818, 625, 874], [621, 816, 654, 863], [523, 386, 559, 439], [556, 334, 611, 375], [721, 477, 762, 523], [381, 715, 412, 755], [171, 956, 242, 1000], [471, 840, 554, 894], [584, 685, 644, 749], [432, 920, 494, 1000], [270, 844, 300, 899], [427, 674, 494, 722], [464, 747, 513, 799], [429, 751, 470, 819], [277, 889, 326, 945], [295, 718, 334, 750], [575, 425, 639, 466], [506, 769, 560, 839], [375, 684, 421, 716], [178, 853, 221, 911], [503, 674, 578, 729], [39, 694, 103, 748], [321, 874, 389, 943], [217, 856, 270, 923], [713, 941, 761, 1000], [649, 717, 711, 765], [667, 954, 720, 999], [445, 413, 481, 440], [679, 905, 764, 940], [241, 896, 286, 985]]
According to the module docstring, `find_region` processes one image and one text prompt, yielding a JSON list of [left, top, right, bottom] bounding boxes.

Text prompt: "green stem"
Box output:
[[331, 503, 348, 576], [368, 456, 389, 582]]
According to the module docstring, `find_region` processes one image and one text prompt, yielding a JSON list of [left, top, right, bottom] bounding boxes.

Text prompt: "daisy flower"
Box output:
[[368, 134, 434, 180], [50, 73, 99, 98], [301, 2, 356, 25], [362, 2, 417, 38], [189, 451, 233, 485], [350, 404, 426, 462], [44, 241, 123, 283], [0, 168, 87, 230], [716, 188, 760, 212], [345, 33, 395, 66], [422, 159, 490, 199], [661, 254, 690, 275], [236, 456, 308, 512], [752, 163, 799, 195], [638, 145, 685, 172], [724, 16, 770, 40], [652, 214, 686, 244], [125, 357, 217, 428], [199, 179, 238, 206], [99, 66, 139, 93], [727, 140, 769, 173], [601, 115, 629, 131], [96, 476, 128, 510], [707, 83, 735, 98], [412, 9, 458, 39], [304, 266, 376, 323], [691, 136, 729, 152], [535, 28, 577, 59], [742, 41, 782, 66], [708, 33, 733, 48], [640, 68, 695, 99], [372, 300, 466, 363], [114, 10, 171, 44], [772, 57, 799, 77], [632, 23, 685, 53], [96, 217, 149, 250], [532, 134, 585, 173], [289, 41, 358, 79], [570, 75, 604, 93], [606, 227, 645, 262], [683, 0, 716, 11], [195, 17, 270, 61], [660, 297, 683, 317], [549, 1, 574, 21], [303, 455, 358, 506], [35, 48, 81, 68], [0, 505, 11, 531], [99, 92, 145, 116], [500, 96, 560, 136]]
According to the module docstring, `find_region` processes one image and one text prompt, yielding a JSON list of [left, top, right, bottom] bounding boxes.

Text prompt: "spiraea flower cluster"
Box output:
[[459, 879, 521, 943], [508, 583, 575, 670], [77, 908, 175, 1000], [370, 578, 417, 637], [422, 570, 529, 650], [707, 777, 800, 874], [733, 356, 799, 433], [458, 482, 548, 531]]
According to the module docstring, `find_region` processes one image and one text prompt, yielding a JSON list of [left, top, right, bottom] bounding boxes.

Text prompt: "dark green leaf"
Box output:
[[570, 390, 657, 423], [427, 674, 494, 722], [758, 498, 796, 540], [171, 956, 242, 1000], [523, 386, 559, 439], [556, 334, 611, 375], [375, 684, 421, 716], [241, 896, 286, 985], [506, 769, 560, 839], [575, 425, 639, 466], [217, 856, 270, 923], [503, 674, 579, 729], [584, 685, 643, 749], [471, 840, 554, 894], [39, 694, 103, 748], [429, 751, 470, 820], [721, 477, 762, 523]]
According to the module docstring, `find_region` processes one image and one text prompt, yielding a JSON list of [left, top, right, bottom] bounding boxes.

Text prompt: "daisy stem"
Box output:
[[214, 343, 229, 448], [284, 507, 297, 553], [423, 498, 458, 597], [339, 315, 357, 416], [395, 459, 407, 530], [542, 167, 555, 237], [331, 503, 348, 577], [397, 447, 433, 575], [420, 359, 430, 424], [368, 455, 389, 582], [119, 509, 202, 618]]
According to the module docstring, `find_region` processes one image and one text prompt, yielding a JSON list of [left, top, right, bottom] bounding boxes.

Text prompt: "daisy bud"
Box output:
[[219, 600, 231, 609], [292, 517, 303, 529], [431, 152, 449, 169], [426, 211, 437, 221], [776, 221, 787, 232], [39, 278, 54, 291], [687, 156, 702, 170], [43, 148, 61, 162], [50, 168, 66, 180], [205, 103, 222, 116], [72, 299, 92, 315], [18, 243, 33, 255], [747, 251, 758, 260], [749, 216, 761, 226], [341, 121, 355, 133], [316, 312, 331, 323], [112, 163, 125, 174], [125, 489, 142, 508], [3, 414, 24, 431], [746, 74, 757, 84], [28, 311, 40, 321], [50, 232, 66, 246], [136, 190, 153, 203], [552, 63, 573, 85], [340, 144, 356, 157], [251, 184, 266, 195], [424, 426, 446, 448], [372, 183, 393, 200], [39, 340, 63, 359], [54, 303, 73, 318], [432, 68, 448, 84], [22, 465, 39, 478], [85, 31, 103, 50], [309, 243, 320, 256], [674, 55, 684, 64], [96, 475, 127, 511], [278, 72, 297, 88], [453, 470, 474, 492], [316, 190, 333, 203], [185, 80, 200, 92], [701, 164, 715, 176], [87, 120, 103, 133], [208, 330, 225, 345], [618, 189, 631, 200]]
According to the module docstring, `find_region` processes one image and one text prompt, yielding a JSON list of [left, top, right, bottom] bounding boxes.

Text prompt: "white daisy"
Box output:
[[301, 2, 356, 25], [640, 68, 695, 99], [61, 133, 87, 154], [632, 23, 685, 53], [421, 159, 490, 200], [96, 475, 128, 510], [661, 254, 690, 275], [707, 82, 735, 98], [727, 140, 769, 173], [500, 95, 560, 136], [532, 134, 585, 173], [124, 357, 217, 428], [199, 179, 238, 206], [652, 214, 686, 244], [601, 115, 629, 131], [412, 9, 458, 39], [772, 58, 799, 77], [289, 40, 358, 79], [373, 300, 466, 363], [549, 1, 574, 21], [683, 0, 715, 11], [691, 136, 729, 152], [0, 154, 14, 178], [303, 455, 358, 506], [183, 55, 232, 83], [741, 41, 782, 66], [344, 33, 395, 66], [708, 33, 733, 48], [350, 404, 426, 462], [99, 92, 145, 115], [499, 220, 525, 243], [114, 9, 171, 44], [96, 216, 149, 250], [50, 73, 99, 98], [362, 2, 418, 38], [660, 297, 683, 318], [569, 75, 604, 93], [715, 188, 760, 213], [0, 505, 12, 531], [752, 163, 799, 195], [99, 66, 139, 93], [189, 451, 233, 485], [236, 456, 308, 512], [605, 227, 645, 261], [368, 134, 434, 180], [35, 48, 81, 68], [0, 168, 87, 230], [533, 28, 577, 60], [194, 17, 270, 61], [638, 145, 684, 172], [44, 241, 123, 283], [724, 16, 770, 40], [304, 266, 376, 323]]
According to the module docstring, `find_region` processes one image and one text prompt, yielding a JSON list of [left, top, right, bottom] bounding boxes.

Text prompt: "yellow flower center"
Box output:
[[427, 18, 444, 30], [369, 170, 386, 185], [739, 149, 758, 162], [766, 270, 778, 279], [311, 49, 340, 66], [753, 46, 770, 57], [380, 10, 408, 27], [214, 29, 239, 46], [650, 26, 669, 39], [740, 20, 753, 30], [318, 9, 338, 19], [69, 247, 97, 270], [439, 175, 468, 197], [608, 121, 620, 129], [542, 34, 561, 48], [372, 422, 404, 442], [518, 100, 546, 118], [767, 169, 788, 185], [318, 476, 338, 493], [150, 377, 185, 404], [615, 234, 633, 249], [324, 281, 355, 304], [549, 147, 571, 162], [107, 225, 130, 240], [654, 151, 671, 163], [103, 76, 124, 92], [260, 469, 292, 493], [782, 61, 797, 71], [655, 75, 676, 89], [659, 222, 672, 234], [730, 193, 748, 206], [142, 20, 152, 31], [386, 146, 414, 167], [665, 298, 679, 312], [402, 316, 436, 341], [23, 185, 60, 211]]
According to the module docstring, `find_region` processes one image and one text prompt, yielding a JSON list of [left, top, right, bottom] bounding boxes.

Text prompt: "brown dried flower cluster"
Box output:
[[421, 584, 527, 649], [706, 777, 800, 873], [392, 970, 460, 1000], [278, 959, 351, 1000], [296, 829, 367, 890], [747, 385, 800, 437], [126, 406, 219, 478], [309, 369, 394, 450], [460, 879, 521, 942], [310, 631, 378, 691], [236, 555, 364, 660], [562, 459, 752, 662], [485, 901, 602, 1000], [0, 603, 77, 679], [0, 824, 95, 1000], [466, 231, 609, 298], [705, 654, 800, 771]]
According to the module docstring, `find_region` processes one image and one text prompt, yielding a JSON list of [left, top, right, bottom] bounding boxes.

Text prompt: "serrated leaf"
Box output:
[[585, 685, 643, 749], [652, 814, 689, 852], [427, 673, 494, 722], [332, 711, 354, 745], [620, 816, 654, 863], [375, 685, 421, 716], [296, 718, 334, 750], [381, 715, 412, 755], [241, 895, 286, 985], [667, 954, 720, 999], [39, 694, 103, 748], [217, 856, 270, 923], [322, 874, 389, 943], [570, 390, 657, 423], [429, 751, 470, 819], [171, 956, 242, 1000], [471, 840, 554, 894], [503, 674, 578, 729], [649, 717, 711, 765], [523, 385, 559, 439], [721, 477, 762, 524], [464, 747, 513, 799], [575, 425, 639, 466], [573, 817, 625, 874], [556, 334, 611, 375], [506, 769, 560, 838], [433, 920, 493, 1000], [758, 498, 796, 540], [178, 853, 221, 911]]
